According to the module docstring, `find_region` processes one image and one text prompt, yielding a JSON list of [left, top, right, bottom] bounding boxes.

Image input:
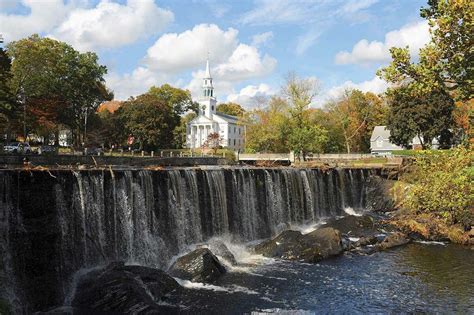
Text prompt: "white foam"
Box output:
[[415, 240, 447, 246], [344, 207, 362, 216], [349, 237, 360, 242], [174, 278, 259, 295]]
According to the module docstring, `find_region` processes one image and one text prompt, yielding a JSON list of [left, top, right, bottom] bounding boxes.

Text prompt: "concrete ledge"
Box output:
[[0, 154, 232, 167]]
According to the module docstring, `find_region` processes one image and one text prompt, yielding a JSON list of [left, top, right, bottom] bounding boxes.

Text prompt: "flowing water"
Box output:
[[167, 241, 474, 314], [0, 167, 472, 314]]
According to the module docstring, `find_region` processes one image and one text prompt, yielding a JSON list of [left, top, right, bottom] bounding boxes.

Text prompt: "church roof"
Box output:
[[214, 112, 239, 123]]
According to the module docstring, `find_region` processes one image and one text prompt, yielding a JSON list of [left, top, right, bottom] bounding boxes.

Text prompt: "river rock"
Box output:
[[207, 239, 238, 265], [71, 262, 181, 314], [321, 215, 377, 237], [169, 248, 226, 283], [253, 230, 307, 260], [376, 232, 410, 250], [254, 228, 343, 263]]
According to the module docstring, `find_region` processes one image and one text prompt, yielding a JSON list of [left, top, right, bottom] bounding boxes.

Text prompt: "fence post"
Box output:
[[160, 151, 163, 158], [141, 150, 144, 157], [170, 152, 173, 158], [151, 151, 154, 157]]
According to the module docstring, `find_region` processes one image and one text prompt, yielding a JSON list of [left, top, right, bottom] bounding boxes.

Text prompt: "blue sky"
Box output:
[[0, 0, 430, 107]]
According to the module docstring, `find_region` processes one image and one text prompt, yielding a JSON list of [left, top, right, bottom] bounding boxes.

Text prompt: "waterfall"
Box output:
[[0, 167, 373, 312]]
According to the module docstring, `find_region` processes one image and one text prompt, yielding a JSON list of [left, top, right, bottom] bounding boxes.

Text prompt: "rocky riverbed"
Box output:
[[34, 213, 474, 314]]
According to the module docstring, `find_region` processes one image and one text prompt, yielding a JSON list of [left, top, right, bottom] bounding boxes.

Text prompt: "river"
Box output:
[[165, 242, 474, 314]]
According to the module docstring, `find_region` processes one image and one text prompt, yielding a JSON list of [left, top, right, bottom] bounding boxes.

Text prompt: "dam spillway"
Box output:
[[0, 167, 373, 312]]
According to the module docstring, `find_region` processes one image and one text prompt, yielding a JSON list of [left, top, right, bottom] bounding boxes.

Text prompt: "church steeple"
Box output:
[[199, 56, 217, 118], [202, 57, 214, 98]]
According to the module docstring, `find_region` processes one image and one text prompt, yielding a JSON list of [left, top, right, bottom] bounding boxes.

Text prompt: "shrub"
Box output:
[[402, 147, 473, 228]]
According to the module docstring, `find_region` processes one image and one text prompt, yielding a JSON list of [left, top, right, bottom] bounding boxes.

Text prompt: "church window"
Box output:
[[212, 105, 214, 111], [228, 139, 231, 146], [234, 139, 236, 145], [234, 127, 236, 133]]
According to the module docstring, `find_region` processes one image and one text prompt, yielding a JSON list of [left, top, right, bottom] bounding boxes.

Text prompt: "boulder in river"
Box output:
[[169, 248, 226, 283], [321, 215, 377, 237], [207, 239, 238, 265], [254, 228, 343, 263], [72, 261, 181, 314], [376, 232, 410, 250]]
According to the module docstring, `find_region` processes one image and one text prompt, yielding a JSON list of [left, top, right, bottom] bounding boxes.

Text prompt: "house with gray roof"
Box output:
[[370, 126, 404, 155]]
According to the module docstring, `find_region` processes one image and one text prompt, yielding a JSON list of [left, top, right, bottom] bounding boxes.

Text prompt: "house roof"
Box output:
[[370, 125, 391, 141]]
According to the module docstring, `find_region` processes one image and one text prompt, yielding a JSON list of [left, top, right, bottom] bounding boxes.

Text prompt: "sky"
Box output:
[[0, 0, 430, 108]]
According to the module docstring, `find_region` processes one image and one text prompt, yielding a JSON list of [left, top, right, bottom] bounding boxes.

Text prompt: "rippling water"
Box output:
[[165, 243, 474, 314]]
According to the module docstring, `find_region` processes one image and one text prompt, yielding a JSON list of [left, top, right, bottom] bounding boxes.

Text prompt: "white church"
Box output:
[[186, 59, 245, 150]]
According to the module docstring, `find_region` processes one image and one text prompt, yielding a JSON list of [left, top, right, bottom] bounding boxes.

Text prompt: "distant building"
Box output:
[[186, 59, 245, 150], [370, 125, 440, 154], [370, 126, 404, 154]]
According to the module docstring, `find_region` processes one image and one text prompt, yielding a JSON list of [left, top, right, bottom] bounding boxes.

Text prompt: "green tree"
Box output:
[[216, 102, 245, 117], [174, 112, 197, 149], [148, 84, 198, 148], [116, 94, 175, 151], [287, 123, 328, 160], [7, 34, 111, 145], [386, 86, 454, 149], [0, 48, 17, 141], [378, 0, 473, 101]]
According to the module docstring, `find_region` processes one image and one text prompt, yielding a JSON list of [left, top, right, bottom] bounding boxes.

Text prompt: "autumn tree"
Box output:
[[216, 102, 245, 117], [202, 132, 223, 154], [244, 96, 289, 153], [325, 90, 387, 153]]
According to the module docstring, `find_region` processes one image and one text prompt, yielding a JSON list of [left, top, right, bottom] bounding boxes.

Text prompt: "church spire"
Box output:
[[202, 56, 214, 98], [205, 55, 211, 78]]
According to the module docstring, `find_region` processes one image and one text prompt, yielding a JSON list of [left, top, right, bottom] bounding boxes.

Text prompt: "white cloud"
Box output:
[[318, 76, 389, 105], [1, 0, 173, 51], [0, 0, 20, 11], [185, 44, 277, 99], [50, 0, 173, 51], [0, 0, 72, 42], [335, 21, 430, 65], [251, 31, 273, 47], [226, 83, 277, 109], [108, 24, 277, 102], [144, 24, 239, 72], [105, 67, 169, 101], [214, 44, 277, 81]]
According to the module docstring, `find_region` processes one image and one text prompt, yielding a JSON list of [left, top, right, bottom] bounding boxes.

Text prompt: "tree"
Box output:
[[378, 0, 473, 101], [174, 112, 197, 149], [6, 34, 111, 145], [115, 94, 175, 151], [202, 132, 223, 154], [148, 84, 198, 148], [326, 90, 387, 153], [0, 48, 17, 141], [386, 86, 454, 149], [244, 96, 289, 153], [216, 102, 245, 116], [287, 123, 328, 160]]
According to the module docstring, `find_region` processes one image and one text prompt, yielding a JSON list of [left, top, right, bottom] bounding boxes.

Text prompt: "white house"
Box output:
[[370, 125, 440, 155], [186, 59, 245, 150], [370, 126, 404, 155]]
